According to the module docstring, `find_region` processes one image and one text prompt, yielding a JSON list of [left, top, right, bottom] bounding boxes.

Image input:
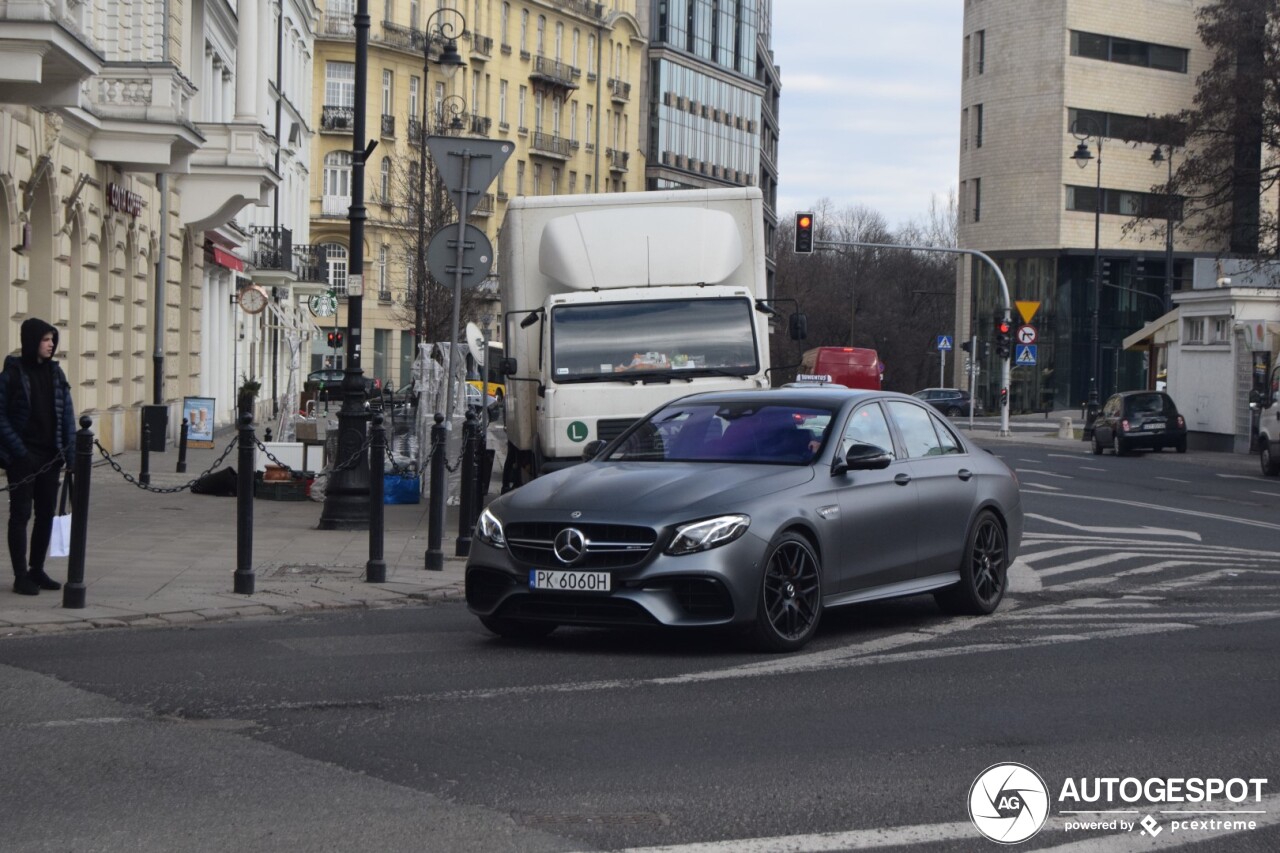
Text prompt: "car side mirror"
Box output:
[[582, 439, 607, 461], [789, 312, 808, 341], [832, 442, 893, 475], [498, 357, 517, 376]]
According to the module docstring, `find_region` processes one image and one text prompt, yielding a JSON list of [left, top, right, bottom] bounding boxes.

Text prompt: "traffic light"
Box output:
[[794, 212, 815, 254], [982, 341, 991, 360], [327, 330, 344, 348], [994, 314, 1012, 359], [960, 340, 973, 354], [1000, 386, 1009, 409]]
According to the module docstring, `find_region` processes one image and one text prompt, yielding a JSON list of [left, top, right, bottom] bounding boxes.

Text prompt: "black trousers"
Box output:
[[7, 450, 62, 577]]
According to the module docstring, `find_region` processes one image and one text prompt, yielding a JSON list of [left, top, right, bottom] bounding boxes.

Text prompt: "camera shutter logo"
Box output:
[[968, 763, 1050, 844]]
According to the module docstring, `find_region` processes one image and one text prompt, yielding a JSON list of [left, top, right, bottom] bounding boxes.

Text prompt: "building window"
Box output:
[[498, 79, 508, 125], [1212, 317, 1230, 343], [551, 166, 560, 194], [1066, 185, 1184, 219], [382, 69, 393, 115], [975, 29, 985, 74], [587, 34, 596, 75], [409, 75, 420, 119], [323, 242, 348, 294], [325, 61, 355, 106], [516, 160, 525, 195], [501, 2, 509, 46], [536, 15, 545, 54], [1070, 30, 1188, 73], [520, 9, 528, 53], [323, 150, 352, 215], [518, 85, 527, 130], [1184, 317, 1205, 344], [532, 163, 542, 195], [569, 100, 578, 142], [1067, 108, 1164, 144], [534, 92, 543, 131], [975, 103, 983, 148], [972, 177, 981, 223], [409, 0, 419, 29], [378, 244, 390, 300], [380, 157, 391, 202], [585, 103, 594, 146], [554, 21, 563, 60], [963, 34, 970, 80]]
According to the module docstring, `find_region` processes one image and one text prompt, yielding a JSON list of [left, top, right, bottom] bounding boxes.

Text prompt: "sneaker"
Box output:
[[12, 574, 40, 596], [28, 569, 62, 591]]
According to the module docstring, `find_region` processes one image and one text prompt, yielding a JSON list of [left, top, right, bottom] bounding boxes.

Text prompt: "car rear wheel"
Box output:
[[1262, 439, 1280, 476], [1113, 433, 1129, 456], [479, 615, 557, 640], [946, 406, 963, 417], [935, 511, 1007, 616], [1175, 437, 1187, 454], [1091, 432, 1103, 455], [751, 532, 823, 653]]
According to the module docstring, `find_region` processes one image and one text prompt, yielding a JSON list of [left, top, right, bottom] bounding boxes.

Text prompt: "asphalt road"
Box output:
[[1, 437, 1277, 853]]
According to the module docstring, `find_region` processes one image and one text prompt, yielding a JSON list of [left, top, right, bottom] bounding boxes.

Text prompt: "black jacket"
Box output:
[[0, 318, 77, 467]]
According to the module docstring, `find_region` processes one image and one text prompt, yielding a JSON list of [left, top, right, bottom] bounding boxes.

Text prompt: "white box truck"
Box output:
[[498, 186, 795, 487]]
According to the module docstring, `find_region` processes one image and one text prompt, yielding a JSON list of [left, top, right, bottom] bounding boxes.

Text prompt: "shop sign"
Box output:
[[107, 183, 144, 217]]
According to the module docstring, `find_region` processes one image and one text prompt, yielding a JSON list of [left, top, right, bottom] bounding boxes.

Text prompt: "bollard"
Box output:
[[62, 416, 94, 609], [1058, 417, 1074, 440], [139, 422, 151, 485], [456, 411, 477, 557], [234, 413, 255, 594], [265, 427, 274, 442], [425, 413, 447, 571], [176, 417, 189, 473], [366, 413, 387, 583]]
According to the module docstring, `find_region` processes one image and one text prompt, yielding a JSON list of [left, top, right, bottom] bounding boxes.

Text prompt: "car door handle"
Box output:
[[957, 469, 973, 481], [894, 473, 912, 486]]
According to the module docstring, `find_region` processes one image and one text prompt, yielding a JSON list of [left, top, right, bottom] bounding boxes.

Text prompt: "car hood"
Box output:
[[497, 462, 815, 520]]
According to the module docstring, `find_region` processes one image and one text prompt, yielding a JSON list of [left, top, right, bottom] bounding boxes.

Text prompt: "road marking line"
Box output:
[[1217, 474, 1264, 480], [1016, 469, 1075, 478], [1251, 490, 1280, 498], [1024, 514, 1203, 540], [1024, 482, 1062, 490], [1021, 492, 1280, 531], [1156, 476, 1190, 483], [1079, 465, 1107, 471]]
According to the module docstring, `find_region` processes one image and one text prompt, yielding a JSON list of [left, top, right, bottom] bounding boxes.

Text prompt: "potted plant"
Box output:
[[238, 375, 262, 419]]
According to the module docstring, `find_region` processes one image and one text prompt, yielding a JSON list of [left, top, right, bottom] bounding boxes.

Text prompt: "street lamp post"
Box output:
[[1150, 144, 1177, 314], [1071, 118, 1103, 436], [320, 0, 378, 529], [414, 10, 466, 358]]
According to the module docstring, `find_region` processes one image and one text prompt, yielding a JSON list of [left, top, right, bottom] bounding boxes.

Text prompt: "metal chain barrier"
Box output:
[[430, 431, 468, 474], [0, 452, 67, 493], [254, 432, 372, 483], [92, 434, 239, 494]]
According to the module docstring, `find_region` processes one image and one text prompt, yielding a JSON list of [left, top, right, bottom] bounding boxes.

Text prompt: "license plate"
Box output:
[[529, 569, 611, 592], [1143, 422, 1165, 431]]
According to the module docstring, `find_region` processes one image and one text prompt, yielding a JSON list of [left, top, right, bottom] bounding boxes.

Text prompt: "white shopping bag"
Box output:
[[48, 473, 72, 559]]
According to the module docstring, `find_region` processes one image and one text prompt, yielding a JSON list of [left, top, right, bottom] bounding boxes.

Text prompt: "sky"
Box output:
[[771, 1, 964, 230]]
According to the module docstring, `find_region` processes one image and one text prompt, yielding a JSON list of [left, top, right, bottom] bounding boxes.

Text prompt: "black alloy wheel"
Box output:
[[936, 511, 1007, 616], [479, 615, 557, 640], [946, 406, 963, 417], [1262, 440, 1280, 476], [753, 532, 823, 652]]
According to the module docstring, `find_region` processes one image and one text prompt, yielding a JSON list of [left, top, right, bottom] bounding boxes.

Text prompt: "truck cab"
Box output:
[[1252, 361, 1280, 475]]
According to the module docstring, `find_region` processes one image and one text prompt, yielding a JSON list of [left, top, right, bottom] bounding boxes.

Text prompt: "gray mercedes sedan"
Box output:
[[465, 388, 1022, 652]]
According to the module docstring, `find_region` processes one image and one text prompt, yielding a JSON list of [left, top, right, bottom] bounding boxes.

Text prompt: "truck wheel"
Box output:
[[1262, 439, 1280, 476]]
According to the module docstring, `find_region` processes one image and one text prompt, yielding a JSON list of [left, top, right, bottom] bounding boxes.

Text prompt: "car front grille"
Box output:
[[596, 418, 636, 443], [498, 594, 657, 626], [505, 522, 657, 570]]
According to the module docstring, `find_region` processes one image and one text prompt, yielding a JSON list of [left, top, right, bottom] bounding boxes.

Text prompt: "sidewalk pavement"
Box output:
[[0, 432, 471, 638], [2, 410, 1261, 637]]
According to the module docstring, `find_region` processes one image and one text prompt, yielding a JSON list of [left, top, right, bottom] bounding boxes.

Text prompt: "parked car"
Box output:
[[465, 388, 1023, 652], [1091, 390, 1187, 455], [305, 369, 381, 404], [913, 387, 984, 417], [465, 383, 503, 420]]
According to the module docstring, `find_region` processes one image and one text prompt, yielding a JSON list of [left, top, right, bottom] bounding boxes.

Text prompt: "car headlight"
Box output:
[[666, 514, 750, 555], [476, 507, 506, 549]]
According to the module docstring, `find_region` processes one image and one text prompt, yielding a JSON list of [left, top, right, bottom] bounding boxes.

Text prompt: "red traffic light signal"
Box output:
[[794, 212, 815, 254], [995, 314, 1012, 359], [327, 330, 344, 348]]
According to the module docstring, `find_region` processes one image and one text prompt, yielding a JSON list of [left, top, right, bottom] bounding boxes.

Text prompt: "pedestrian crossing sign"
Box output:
[[936, 335, 953, 351], [1016, 344, 1037, 366]]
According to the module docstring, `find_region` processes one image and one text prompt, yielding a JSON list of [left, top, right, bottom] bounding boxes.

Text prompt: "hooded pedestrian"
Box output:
[[0, 318, 77, 595]]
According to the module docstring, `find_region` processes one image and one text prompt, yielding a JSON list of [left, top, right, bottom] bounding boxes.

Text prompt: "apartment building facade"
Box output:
[[2, 0, 321, 447], [310, 0, 646, 390], [957, 0, 1226, 412]]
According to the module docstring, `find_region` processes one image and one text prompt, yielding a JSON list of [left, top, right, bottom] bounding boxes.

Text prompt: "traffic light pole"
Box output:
[[809, 238, 1013, 437]]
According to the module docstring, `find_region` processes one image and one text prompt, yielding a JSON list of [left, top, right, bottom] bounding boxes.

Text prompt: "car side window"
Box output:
[[839, 403, 895, 460], [886, 401, 946, 458], [929, 411, 964, 454]]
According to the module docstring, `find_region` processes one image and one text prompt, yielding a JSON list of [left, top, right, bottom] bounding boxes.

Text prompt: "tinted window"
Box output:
[[608, 402, 833, 465], [930, 411, 964, 454], [840, 402, 895, 460], [887, 401, 946, 458], [1125, 393, 1177, 417]]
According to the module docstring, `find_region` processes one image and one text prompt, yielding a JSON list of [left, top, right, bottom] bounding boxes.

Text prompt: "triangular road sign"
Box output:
[[425, 136, 515, 217]]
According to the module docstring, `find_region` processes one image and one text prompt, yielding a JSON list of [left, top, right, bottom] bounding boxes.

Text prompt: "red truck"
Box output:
[[797, 347, 883, 390]]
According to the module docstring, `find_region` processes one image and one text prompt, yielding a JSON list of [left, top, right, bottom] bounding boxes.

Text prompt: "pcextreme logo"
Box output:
[[968, 763, 1051, 844]]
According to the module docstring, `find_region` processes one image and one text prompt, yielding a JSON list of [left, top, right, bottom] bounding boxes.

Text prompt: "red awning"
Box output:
[[211, 246, 245, 272]]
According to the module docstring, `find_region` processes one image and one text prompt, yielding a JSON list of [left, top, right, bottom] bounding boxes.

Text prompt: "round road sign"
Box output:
[[1017, 325, 1037, 344]]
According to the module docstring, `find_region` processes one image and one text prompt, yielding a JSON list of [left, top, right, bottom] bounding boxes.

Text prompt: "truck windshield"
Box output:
[[550, 298, 758, 382]]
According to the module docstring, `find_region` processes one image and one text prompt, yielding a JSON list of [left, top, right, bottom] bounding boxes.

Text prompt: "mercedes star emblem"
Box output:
[[553, 528, 587, 565]]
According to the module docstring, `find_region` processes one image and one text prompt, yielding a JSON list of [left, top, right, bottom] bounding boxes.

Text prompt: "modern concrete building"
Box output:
[[635, 0, 781, 294], [1, 0, 319, 447], [955, 0, 1246, 414]]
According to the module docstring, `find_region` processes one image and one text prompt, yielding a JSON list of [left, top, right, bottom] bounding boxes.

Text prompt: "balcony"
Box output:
[[530, 55, 579, 90], [550, 0, 606, 19], [606, 148, 629, 172], [376, 19, 419, 52], [608, 78, 630, 103], [322, 195, 351, 217], [469, 193, 496, 217], [530, 131, 572, 159], [468, 113, 491, 136], [0, 0, 103, 106], [323, 14, 354, 38], [86, 63, 203, 172], [177, 123, 279, 231], [407, 116, 423, 145], [380, 113, 396, 137], [470, 32, 493, 58], [321, 105, 355, 132]]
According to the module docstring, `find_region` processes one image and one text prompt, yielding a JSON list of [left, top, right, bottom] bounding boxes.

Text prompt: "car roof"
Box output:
[[665, 387, 898, 408]]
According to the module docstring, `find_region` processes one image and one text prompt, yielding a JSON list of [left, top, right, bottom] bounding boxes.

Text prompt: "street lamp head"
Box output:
[[436, 39, 465, 79], [1150, 146, 1166, 165], [1072, 141, 1094, 168]]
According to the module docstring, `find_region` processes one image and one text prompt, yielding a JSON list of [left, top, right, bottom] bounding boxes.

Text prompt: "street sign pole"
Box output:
[[940, 348, 946, 388], [448, 150, 473, 556], [968, 335, 977, 427]]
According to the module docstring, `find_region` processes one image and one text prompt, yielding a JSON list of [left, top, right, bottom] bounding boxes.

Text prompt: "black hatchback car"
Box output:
[[1092, 390, 1187, 455]]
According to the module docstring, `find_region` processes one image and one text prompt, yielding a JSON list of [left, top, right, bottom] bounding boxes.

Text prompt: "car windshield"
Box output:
[[604, 402, 835, 464], [1126, 393, 1175, 417], [550, 298, 759, 382]]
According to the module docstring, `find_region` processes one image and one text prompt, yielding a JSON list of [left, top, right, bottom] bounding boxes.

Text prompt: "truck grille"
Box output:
[[505, 521, 656, 570], [596, 418, 637, 443]]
